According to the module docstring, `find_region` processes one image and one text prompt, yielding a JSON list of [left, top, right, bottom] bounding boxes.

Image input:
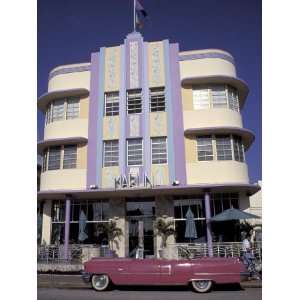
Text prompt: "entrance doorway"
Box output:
[[126, 198, 155, 258]]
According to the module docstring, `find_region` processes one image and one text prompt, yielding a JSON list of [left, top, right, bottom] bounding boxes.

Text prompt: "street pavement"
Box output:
[[38, 287, 262, 300]]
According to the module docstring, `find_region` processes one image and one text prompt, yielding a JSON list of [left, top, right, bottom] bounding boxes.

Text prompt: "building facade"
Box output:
[[37, 32, 259, 258]]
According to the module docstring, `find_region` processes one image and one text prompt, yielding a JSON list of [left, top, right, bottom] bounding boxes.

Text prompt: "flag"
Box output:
[[135, 0, 148, 29], [136, 0, 148, 17]]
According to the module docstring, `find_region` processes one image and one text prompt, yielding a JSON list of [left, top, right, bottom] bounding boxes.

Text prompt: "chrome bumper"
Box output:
[[240, 271, 250, 282], [81, 271, 91, 283]]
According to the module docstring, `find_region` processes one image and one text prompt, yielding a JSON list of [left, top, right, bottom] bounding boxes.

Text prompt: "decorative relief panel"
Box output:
[[151, 44, 162, 86], [102, 168, 116, 188], [106, 48, 117, 90], [154, 167, 164, 186], [129, 41, 139, 88], [107, 117, 115, 139], [129, 114, 140, 137], [153, 113, 164, 135]]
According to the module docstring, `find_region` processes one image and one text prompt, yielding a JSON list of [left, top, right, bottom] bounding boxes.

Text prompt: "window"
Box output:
[[127, 138, 143, 166], [51, 200, 109, 244], [66, 98, 80, 119], [104, 92, 119, 116], [103, 140, 119, 167], [228, 87, 239, 112], [197, 135, 213, 161], [45, 104, 52, 124], [216, 135, 232, 160], [127, 89, 142, 114], [42, 150, 48, 172], [210, 193, 239, 216], [233, 135, 245, 162], [211, 86, 227, 108], [174, 196, 206, 243], [51, 99, 65, 121], [151, 137, 167, 164], [63, 145, 77, 169], [150, 88, 165, 112], [193, 88, 210, 110], [48, 146, 61, 170]]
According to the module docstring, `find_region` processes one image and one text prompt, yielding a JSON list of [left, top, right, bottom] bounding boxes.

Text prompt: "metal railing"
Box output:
[[170, 242, 262, 262], [37, 244, 110, 264]]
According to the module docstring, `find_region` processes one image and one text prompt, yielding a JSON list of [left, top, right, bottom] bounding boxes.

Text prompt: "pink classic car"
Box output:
[[82, 250, 249, 293]]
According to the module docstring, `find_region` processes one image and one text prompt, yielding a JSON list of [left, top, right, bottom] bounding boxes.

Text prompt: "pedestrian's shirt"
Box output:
[[242, 239, 250, 251]]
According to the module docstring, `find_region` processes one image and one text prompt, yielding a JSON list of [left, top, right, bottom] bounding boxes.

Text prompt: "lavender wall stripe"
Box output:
[[179, 52, 235, 65], [163, 40, 175, 183], [95, 47, 106, 187], [86, 53, 100, 187], [170, 43, 187, 184], [143, 42, 151, 179], [119, 44, 126, 176], [49, 65, 91, 80]]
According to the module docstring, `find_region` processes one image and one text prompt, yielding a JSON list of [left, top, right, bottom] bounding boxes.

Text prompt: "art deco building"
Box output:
[[37, 32, 259, 258]]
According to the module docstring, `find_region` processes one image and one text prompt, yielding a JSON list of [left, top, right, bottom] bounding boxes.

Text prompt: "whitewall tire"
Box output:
[[91, 274, 110, 291], [191, 280, 212, 293]]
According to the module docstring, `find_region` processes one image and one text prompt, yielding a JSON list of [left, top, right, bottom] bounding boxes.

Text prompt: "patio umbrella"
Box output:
[[78, 210, 88, 242], [211, 208, 261, 222], [185, 207, 198, 242]]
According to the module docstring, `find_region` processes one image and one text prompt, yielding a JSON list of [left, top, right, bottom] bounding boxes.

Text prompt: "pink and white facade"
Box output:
[[37, 32, 259, 258]]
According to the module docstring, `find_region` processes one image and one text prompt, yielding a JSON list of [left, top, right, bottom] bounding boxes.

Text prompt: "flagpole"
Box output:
[[133, 0, 136, 32]]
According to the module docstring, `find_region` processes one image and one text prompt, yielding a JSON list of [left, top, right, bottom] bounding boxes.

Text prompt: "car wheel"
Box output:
[[91, 274, 110, 291], [191, 280, 213, 293]]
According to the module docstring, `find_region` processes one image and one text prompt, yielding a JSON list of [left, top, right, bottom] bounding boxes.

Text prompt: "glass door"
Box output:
[[126, 198, 155, 257]]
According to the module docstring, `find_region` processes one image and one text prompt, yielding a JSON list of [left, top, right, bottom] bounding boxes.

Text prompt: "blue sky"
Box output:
[[38, 0, 261, 183]]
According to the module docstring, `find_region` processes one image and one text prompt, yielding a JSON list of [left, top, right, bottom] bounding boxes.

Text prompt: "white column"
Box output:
[[109, 198, 126, 257], [41, 200, 52, 245]]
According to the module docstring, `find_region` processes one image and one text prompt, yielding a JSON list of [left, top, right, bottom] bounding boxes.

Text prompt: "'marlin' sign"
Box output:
[[114, 174, 152, 189]]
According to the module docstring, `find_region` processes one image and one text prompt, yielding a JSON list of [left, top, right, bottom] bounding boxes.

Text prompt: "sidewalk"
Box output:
[[37, 274, 262, 289]]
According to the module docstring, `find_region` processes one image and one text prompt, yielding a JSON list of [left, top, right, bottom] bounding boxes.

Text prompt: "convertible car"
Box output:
[[82, 249, 249, 293]]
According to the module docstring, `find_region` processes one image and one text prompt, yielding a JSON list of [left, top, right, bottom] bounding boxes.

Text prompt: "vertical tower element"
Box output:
[[169, 43, 187, 184], [86, 48, 106, 188], [86, 52, 100, 187], [164, 40, 187, 184]]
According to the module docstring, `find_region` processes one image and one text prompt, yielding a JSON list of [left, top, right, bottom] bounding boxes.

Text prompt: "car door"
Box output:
[[116, 258, 161, 285], [160, 259, 192, 284]]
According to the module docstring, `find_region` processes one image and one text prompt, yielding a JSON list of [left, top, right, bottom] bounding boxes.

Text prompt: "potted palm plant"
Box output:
[[96, 221, 123, 257], [154, 217, 175, 257]]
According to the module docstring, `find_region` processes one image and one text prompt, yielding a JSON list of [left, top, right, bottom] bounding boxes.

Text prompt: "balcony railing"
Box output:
[[170, 242, 262, 262]]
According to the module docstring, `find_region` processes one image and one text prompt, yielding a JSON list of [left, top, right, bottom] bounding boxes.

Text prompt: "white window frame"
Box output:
[[127, 89, 142, 114], [211, 85, 228, 109], [127, 138, 143, 166], [63, 145, 77, 169], [196, 135, 214, 161], [150, 87, 165, 112], [151, 137, 168, 164], [103, 140, 119, 167], [66, 97, 80, 120], [192, 87, 210, 110], [51, 99, 65, 122], [215, 135, 233, 160], [47, 146, 61, 170], [233, 135, 245, 162], [104, 92, 119, 116]]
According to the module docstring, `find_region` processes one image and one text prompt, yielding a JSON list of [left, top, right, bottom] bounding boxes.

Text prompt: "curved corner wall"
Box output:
[[44, 119, 89, 140], [40, 169, 87, 190], [186, 161, 249, 185], [179, 49, 236, 80], [183, 109, 243, 130], [48, 63, 91, 92]]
